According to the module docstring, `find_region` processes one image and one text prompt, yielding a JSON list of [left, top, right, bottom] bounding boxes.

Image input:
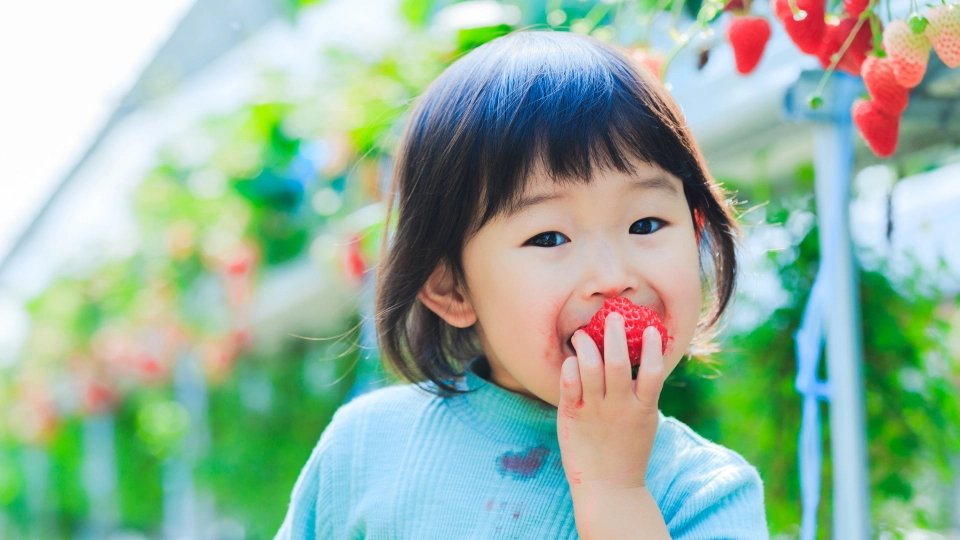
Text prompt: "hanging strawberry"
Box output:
[[861, 55, 910, 115], [83, 380, 118, 415], [925, 3, 960, 68], [723, 0, 746, 11], [773, 0, 827, 54], [852, 98, 900, 157], [728, 16, 773, 74], [135, 352, 167, 384], [882, 19, 932, 87], [818, 17, 875, 75], [844, 0, 871, 18], [341, 234, 367, 285], [629, 47, 666, 80], [201, 338, 236, 385]]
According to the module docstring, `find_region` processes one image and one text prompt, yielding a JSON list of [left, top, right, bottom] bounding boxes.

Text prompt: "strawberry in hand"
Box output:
[[557, 298, 671, 537], [580, 297, 668, 378]]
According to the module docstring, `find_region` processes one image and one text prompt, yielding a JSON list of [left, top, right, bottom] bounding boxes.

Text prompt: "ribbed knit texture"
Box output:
[[276, 358, 768, 539]]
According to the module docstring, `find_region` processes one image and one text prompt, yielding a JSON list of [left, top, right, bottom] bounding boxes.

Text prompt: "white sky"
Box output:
[[0, 0, 195, 263]]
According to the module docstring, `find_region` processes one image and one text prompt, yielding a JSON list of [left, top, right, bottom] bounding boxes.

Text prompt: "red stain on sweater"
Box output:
[[496, 445, 549, 480]]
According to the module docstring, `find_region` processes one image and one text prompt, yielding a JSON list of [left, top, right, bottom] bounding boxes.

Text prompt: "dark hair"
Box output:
[[374, 31, 738, 395]]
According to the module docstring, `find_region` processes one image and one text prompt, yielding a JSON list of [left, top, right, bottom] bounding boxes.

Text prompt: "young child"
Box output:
[[276, 30, 768, 539]]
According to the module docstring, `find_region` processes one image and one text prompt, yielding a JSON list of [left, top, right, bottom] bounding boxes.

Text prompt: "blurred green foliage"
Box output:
[[659, 170, 960, 536]]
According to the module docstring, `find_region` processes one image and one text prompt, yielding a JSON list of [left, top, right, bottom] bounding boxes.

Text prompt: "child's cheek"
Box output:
[[533, 295, 566, 366], [661, 260, 703, 363]]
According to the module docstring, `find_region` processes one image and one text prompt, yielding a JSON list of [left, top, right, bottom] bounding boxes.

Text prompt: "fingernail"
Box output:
[[607, 312, 622, 322]]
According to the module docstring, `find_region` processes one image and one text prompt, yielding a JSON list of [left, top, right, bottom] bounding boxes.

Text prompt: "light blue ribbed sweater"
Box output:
[[276, 357, 769, 539]]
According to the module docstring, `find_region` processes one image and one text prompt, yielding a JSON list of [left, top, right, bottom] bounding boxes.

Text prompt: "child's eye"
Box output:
[[629, 218, 665, 235], [524, 231, 570, 247]]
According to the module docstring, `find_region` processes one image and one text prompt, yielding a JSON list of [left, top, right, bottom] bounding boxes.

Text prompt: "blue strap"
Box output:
[[794, 264, 832, 540]]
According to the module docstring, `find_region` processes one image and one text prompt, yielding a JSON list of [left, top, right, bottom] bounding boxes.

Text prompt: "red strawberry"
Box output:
[[728, 16, 772, 74], [629, 47, 666, 80], [580, 297, 668, 367], [844, 0, 870, 18], [723, 0, 746, 12], [774, 0, 827, 54], [818, 17, 875, 75], [852, 99, 900, 157], [883, 19, 932, 87], [925, 3, 960, 68], [861, 55, 909, 115]]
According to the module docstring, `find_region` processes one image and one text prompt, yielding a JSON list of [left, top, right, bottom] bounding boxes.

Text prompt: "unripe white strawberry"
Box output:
[[882, 19, 932, 87], [925, 3, 960, 68]]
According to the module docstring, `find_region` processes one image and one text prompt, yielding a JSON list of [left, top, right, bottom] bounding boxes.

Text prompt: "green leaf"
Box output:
[[400, 0, 435, 27], [908, 13, 929, 33]]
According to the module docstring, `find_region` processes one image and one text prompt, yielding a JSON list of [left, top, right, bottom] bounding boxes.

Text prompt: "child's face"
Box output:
[[456, 163, 703, 406]]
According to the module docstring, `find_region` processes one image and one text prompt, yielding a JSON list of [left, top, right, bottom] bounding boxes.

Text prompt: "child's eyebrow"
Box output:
[[506, 173, 680, 218]]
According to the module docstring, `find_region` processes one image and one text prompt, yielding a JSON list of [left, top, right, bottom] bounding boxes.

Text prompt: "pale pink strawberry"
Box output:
[[925, 3, 960, 68], [882, 19, 932, 87]]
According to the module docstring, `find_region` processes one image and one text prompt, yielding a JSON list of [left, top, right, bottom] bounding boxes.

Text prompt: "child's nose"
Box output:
[[579, 239, 640, 300]]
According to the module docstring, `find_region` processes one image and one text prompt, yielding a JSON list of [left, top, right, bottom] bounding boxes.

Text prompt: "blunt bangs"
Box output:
[[411, 31, 700, 235], [376, 31, 739, 394]]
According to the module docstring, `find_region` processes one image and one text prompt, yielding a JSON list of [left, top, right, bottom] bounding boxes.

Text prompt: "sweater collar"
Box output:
[[447, 356, 559, 447]]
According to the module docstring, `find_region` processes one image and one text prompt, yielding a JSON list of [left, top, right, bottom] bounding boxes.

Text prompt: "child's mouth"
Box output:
[[564, 333, 577, 356]]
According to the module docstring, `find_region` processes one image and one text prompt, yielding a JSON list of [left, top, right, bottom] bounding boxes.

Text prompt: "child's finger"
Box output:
[[633, 326, 665, 412], [602, 312, 632, 398], [558, 356, 583, 410], [572, 330, 605, 402]]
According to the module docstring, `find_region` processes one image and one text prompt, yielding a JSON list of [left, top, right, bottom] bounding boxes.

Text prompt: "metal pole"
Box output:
[[812, 99, 871, 538]]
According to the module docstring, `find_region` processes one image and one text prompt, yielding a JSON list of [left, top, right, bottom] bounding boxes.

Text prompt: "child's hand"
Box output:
[[557, 312, 671, 537], [557, 312, 664, 491]]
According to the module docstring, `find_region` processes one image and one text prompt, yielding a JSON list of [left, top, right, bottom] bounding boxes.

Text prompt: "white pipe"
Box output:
[[812, 116, 871, 538]]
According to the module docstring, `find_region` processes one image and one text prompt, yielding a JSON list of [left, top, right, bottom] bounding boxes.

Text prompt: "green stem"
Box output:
[[870, 13, 885, 56], [579, 2, 614, 33], [644, 0, 676, 46], [671, 0, 688, 28], [788, 0, 808, 19], [659, 19, 707, 80], [809, 5, 872, 105]]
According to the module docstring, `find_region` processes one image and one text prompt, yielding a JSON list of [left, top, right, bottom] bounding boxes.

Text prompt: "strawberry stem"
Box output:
[[870, 12, 886, 56], [659, 0, 722, 79], [788, 0, 809, 20], [659, 18, 708, 80], [672, 0, 688, 28], [808, 4, 873, 108], [908, 12, 929, 33], [643, 0, 676, 46], [574, 2, 614, 34]]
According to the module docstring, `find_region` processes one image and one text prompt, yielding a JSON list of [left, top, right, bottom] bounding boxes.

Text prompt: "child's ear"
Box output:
[[418, 263, 477, 328]]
